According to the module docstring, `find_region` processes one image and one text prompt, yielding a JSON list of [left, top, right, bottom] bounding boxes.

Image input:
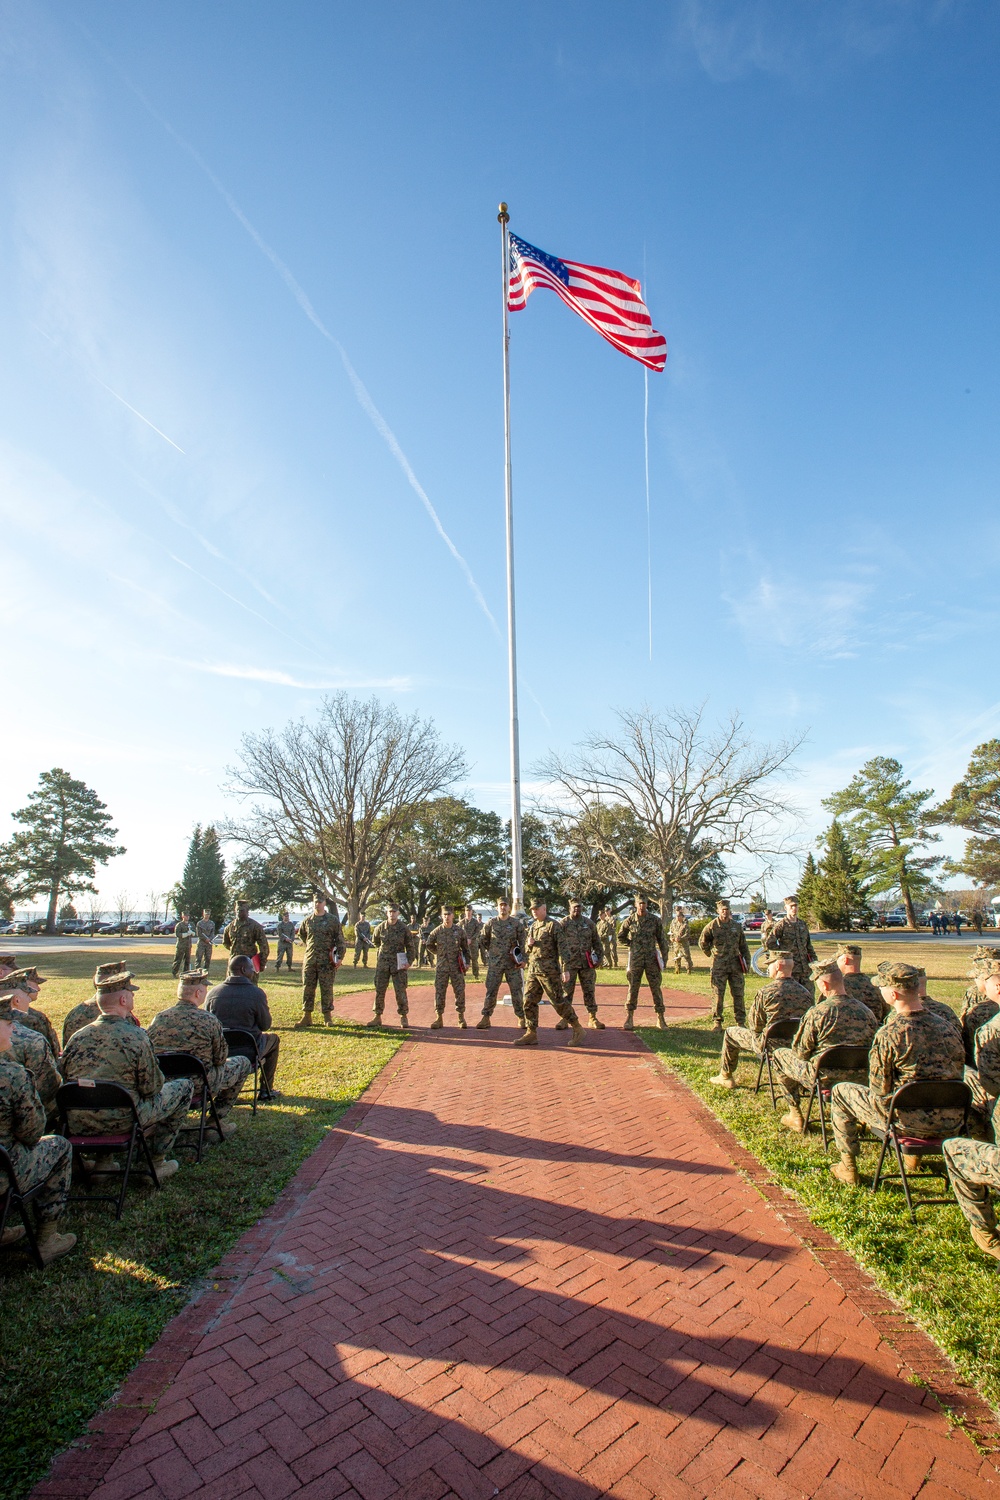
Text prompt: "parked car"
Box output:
[[261, 922, 280, 936], [155, 920, 177, 935], [126, 922, 154, 935], [58, 920, 89, 934], [0, 922, 14, 935], [742, 914, 764, 931], [882, 913, 906, 927], [97, 922, 124, 934]]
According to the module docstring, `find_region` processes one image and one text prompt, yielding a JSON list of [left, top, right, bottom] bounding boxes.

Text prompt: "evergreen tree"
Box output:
[[2, 768, 125, 934], [796, 853, 820, 922], [809, 820, 872, 930], [174, 825, 228, 923], [823, 756, 940, 929], [933, 739, 1000, 888]]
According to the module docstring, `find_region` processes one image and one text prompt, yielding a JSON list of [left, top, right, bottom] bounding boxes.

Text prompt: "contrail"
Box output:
[[95, 378, 185, 452], [82, 31, 500, 638]]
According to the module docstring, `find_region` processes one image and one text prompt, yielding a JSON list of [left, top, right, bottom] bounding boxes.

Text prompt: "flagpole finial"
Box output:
[[498, 202, 509, 224]]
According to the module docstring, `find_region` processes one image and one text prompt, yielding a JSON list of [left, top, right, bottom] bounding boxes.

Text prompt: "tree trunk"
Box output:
[[45, 880, 60, 935], [660, 874, 674, 922], [901, 873, 918, 931]]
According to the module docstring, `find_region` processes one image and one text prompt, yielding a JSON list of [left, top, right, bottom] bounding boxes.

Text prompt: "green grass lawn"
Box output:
[[0, 945, 413, 1500], [638, 945, 1000, 1419]]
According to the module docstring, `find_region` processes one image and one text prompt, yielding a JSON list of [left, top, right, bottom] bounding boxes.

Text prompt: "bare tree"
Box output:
[[113, 890, 137, 930], [84, 894, 104, 933], [536, 705, 802, 918], [146, 888, 162, 931], [223, 693, 467, 923]]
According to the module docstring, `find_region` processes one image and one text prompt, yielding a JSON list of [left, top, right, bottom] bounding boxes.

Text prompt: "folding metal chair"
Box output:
[[803, 1045, 872, 1149], [869, 1079, 972, 1224], [0, 1143, 46, 1268], [753, 1018, 802, 1108], [156, 1052, 226, 1162], [56, 1081, 160, 1219], [223, 1028, 273, 1113]]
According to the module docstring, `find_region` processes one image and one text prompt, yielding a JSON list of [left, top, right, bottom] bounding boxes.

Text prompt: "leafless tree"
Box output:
[[84, 894, 104, 933], [223, 693, 467, 923], [146, 888, 162, 930], [536, 705, 803, 918], [113, 890, 137, 930]]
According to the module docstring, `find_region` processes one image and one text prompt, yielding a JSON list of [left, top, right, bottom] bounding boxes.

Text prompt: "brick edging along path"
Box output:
[[31, 984, 1000, 1499]]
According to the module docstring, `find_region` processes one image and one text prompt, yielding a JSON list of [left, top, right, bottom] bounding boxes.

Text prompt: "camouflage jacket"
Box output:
[[668, 915, 690, 944], [619, 911, 667, 965], [790, 996, 877, 1067], [297, 912, 346, 965], [0, 1054, 45, 1153], [525, 917, 562, 976], [147, 1001, 228, 1072], [222, 916, 270, 962], [0, 999, 59, 1058], [63, 999, 100, 1048], [426, 924, 470, 972], [843, 971, 886, 1022], [10, 1021, 61, 1112], [62, 1014, 165, 1104], [760, 917, 776, 948], [699, 917, 750, 970], [962, 994, 999, 1064], [764, 916, 816, 972], [974, 1013, 1000, 1098], [460, 916, 483, 956], [481, 914, 526, 964], [276, 920, 296, 943], [748, 977, 812, 1036], [373, 918, 417, 965], [559, 915, 603, 970], [868, 1009, 966, 1135], [597, 917, 617, 948], [923, 996, 963, 1039], [174, 920, 193, 943], [195, 918, 216, 944]]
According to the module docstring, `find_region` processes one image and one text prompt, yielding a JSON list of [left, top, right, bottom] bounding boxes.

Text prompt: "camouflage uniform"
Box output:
[[965, 1012, 1000, 1121], [558, 914, 604, 1018], [276, 919, 297, 972], [194, 917, 216, 973], [372, 918, 417, 1020], [523, 918, 579, 1031], [720, 977, 812, 1076], [943, 1137, 1000, 1236], [147, 1000, 250, 1114], [765, 915, 817, 990], [427, 923, 471, 1020], [760, 915, 777, 950], [772, 995, 877, 1104], [222, 913, 270, 970], [480, 914, 527, 1020], [61, 1015, 193, 1157], [10, 1020, 61, 1119], [418, 921, 433, 967], [460, 914, 483, 979], [353, 918, 372, 968], [843, 971, 887, 1022], [699, 916, 752, 1025], [831, 1008, 966, 1157], [0, 995, 60, 1059], [172, 919, 193, 978], [963, 992, 999, 1064], [0, 1056, 72, 1224], [668, 913, 693, 974], [298, 912, 347, 1019], [63, 1000, 100, 1048], [619, 910, 668, 1019], [597, 915, 618, 969], [923, 996, 963, 1039]]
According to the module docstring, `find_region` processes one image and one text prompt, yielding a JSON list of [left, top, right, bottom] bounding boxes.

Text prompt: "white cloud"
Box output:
[[178, 661, 414, 692]]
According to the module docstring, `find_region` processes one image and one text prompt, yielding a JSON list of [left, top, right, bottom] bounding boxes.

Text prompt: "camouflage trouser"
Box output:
[[604, 937, 618, 968], [67, 1078, 193, 1160], [171, 939, 192, 978], [302, 959, 337, 1015], [626, 958, 664, 1013], [354, 941, 370, 967], [964, 1064, 995, 1122], [720, 1025, 764, 1076], [194, 940, 213, 972], [482, 959, 524, 1019], [434, 964, 466, 1016], [831, 1081, 964, 1156], [710, 962, 746, 1025], [563, 964, 598, 1014], [771, 1047, 867, 1105], [418, 942, 433, 967], [374, 963, 408, 1017], [523, 968, 579, 1030], [943, 1138, 1000, 1235], [1, 1134, 72, 1223], [792, 965, 816, 1001], [207, 1056, 252, 1114], [276, 939, 294, 972], [670, 940, 693, 973]]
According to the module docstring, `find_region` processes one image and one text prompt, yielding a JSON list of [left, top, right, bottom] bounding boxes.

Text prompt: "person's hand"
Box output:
[[258, 960, 268, 972], [562, 971, 572, 985]]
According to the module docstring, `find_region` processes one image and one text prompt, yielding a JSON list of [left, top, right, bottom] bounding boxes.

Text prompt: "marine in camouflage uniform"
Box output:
[[960, 960, 1000, 1122], [353, 915, 372, 968], [147, 973, 251, 1115], [942, 1137, 1000, 1256], [959, 948, 1000, 1062], [476, 902, 527, 1027], [668, 910, 693, 974], [275, 913, 297, 972], [712, 952, 811, 1082], [0, 1038, 74, 1257], [834, 945, 886, 1022], [63, 961, 129, 1047], [558, 901, 604, 1028], [516, 902, 583, 1046], [0, 970, 60, 1057], [764, 898, 817, 991], [295, 900, 346, 1025], [830, 961, 966, 1184], [427, 911, 471, 1027], [371, 906, 417, 1025], [172, 914, 194, 978], [772, 960, 876, 1125], [875, 961, 963, 1041], [619, 897, 669, 1030], [10, 1020, 61, 1120], [760, 912, 776, 950], [194, 912, 216, 973], [699, 901, 752, 1028], [597, 911, 618, 969], [418, 919, 434, 968], [460, 907, 484, 980], [222, 902, 270, 971]]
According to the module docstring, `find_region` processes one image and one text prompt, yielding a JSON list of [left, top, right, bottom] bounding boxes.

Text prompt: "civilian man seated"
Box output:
[[206, 956, 281, 1097]]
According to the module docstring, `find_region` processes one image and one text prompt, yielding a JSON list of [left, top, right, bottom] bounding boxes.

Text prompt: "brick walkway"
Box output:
[[35, 986, 1000, 1500]]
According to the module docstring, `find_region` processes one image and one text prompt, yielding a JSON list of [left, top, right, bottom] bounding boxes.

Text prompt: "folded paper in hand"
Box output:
[[396, 952, 408, 971]]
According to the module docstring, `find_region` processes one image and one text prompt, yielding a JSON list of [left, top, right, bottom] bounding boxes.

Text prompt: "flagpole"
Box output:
[[498, 201, 524, 913]]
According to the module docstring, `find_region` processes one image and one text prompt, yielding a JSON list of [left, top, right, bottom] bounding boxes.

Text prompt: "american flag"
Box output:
[[507, 232, 666, 373]]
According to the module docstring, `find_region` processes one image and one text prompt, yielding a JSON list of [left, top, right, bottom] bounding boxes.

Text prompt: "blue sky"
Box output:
[[2, 1, 998, 908]]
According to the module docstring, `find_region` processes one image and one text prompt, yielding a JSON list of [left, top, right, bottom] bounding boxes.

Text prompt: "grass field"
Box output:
[[0, 946, 420, 1500]]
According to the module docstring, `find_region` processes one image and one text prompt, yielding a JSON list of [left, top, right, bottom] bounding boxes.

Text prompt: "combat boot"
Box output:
[[622, 1012, 635, 1032], [217, 1121, 238, 1140], [971, 1226, 1000, 1259], [780, 1104, 805, 1134], [587, 1014, 605, 1029], [397, 1011, 410, 1029], [1, 1224, 25, 1247], [366, 1015, 383, 1029], [655, 1012, 668, 1031], [555, 1018, 570, 1030], [294, 1014, 313, 1029], [151, 1158, 180, 1182], [457, 1014, 468, 1029], [323, 1013, 336, 1026], [514, 1027, 538, 1047], [36, 1224, 77, 1264], [830, 1155, 859, 1186], [430, 1014, 444, 1030], [709, 1072, 735, 1089], [567, 1023, 586, 1047], [711, 1019, 723, 1032], [475, 1015, 491, 1029], [902, 1154, 921, 1175]]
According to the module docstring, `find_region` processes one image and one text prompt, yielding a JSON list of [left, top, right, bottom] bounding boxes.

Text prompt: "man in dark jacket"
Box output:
[[206, 956, 281, 1094]]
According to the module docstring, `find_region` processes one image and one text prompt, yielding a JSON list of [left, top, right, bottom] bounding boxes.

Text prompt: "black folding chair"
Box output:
[[56, 1081, 160, 1219], [156, 1053, 226, 1162], [869, 1079, 972, 1224], [754, 1018, 802, 1108], [803, 1045, 871, 1149], [0, 1143, 46, 1268], [223, 1028, 272, 1112]]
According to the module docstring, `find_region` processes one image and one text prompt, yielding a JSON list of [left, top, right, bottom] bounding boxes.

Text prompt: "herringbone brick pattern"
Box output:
[[34, 989, 1000, 1499]]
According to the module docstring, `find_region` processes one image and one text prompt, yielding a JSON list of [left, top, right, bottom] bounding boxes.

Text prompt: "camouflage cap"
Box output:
[[980, 959, 1000, 981], [0, 966, 45, 991], [94, 960, 128, 985], [766, 949, 793, 963], [529, 896, 547, 910], [96, 970, 139, 995], [875, 960, 921, 991], [834, 944, 863, 959], [811, 958, 843, 981], [716, 897, 732, 907], [179, 970, 209, 988], [0, 953, 18, 967], [972, 946, 1000, 962]]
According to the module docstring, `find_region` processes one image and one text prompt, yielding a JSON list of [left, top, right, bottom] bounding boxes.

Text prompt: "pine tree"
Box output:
[[823, 756, 941, 929], [796, 853, 820, 922], [176, 826, 203, 917], [198, 826, 227, 925], [809, 820, 872, 930], [3, 769, 125, 933]]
